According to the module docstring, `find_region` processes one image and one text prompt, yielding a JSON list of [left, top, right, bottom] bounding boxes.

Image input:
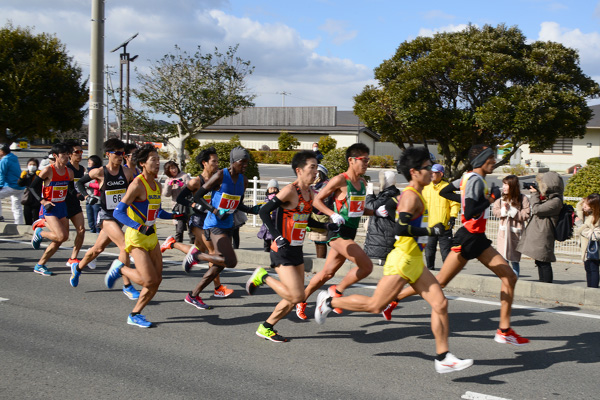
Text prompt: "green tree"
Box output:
[[0, 23, 88, 143], [277, 130, 300, 151], [133, 45, 255, 166], [185, 137, 260, 181], [322, 147, 348, 178], [564, 165, 600, 201], [318, 135, 337, 154], [354, 24, 600, 178]]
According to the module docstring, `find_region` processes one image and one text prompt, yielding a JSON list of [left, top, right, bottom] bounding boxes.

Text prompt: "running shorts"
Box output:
[[383, 247, 424, 284], [66, 198, 83, 219], [189, 213, 206, 230], [270, 245, 304, 268], [209, 227, 232, 237], [124, 226, 158, 253], [43, 201, 68, 220], [451, 226, 492, 260], [97, 208, 123, 229], [326, 224, 357, 244]]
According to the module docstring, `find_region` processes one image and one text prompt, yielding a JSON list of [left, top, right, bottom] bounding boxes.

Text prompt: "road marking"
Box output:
[[0, 297, 9, 302], [462, 391, 512, 400]]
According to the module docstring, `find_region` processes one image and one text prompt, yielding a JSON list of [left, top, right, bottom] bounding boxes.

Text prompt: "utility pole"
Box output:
[[88, 0, 105, 157], [276, 91, 291, 106], [110, 33, 138, 142]]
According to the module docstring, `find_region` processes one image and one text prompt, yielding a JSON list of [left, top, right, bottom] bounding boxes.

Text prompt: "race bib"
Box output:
[[203, 192, 212, 202], [348, 195, 366, 218], [51, 185, 68, 202], [146, 203, 160, 226], [105, 188, 126, 210], [290, 222, 308, 246], [217, 193, 241, 213]]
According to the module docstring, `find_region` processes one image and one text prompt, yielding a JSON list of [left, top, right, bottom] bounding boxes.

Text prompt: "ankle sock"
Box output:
[[263, 322, 274, 330], [436, 351, 449, 361]]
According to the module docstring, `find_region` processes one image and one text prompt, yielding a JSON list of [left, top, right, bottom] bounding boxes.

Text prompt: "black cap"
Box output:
[[0, 143, 10, 153]]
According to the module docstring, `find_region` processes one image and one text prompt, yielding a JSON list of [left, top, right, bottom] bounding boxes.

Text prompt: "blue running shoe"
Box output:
[[69, 262, 81, 287], [127, 314, 153, 328], [105, 259, 123, 289], [34, 264, 52, 276], [31, 227, 43, 250], [123, 285, 140, 300]]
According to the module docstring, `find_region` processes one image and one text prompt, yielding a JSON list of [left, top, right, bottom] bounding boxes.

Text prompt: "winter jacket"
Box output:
[[257, 192, 278, 240], [516, 172, 563, 262], [0, 153, 24, 190], [492, 194, 530, 262], [574, 200, 600, 262], [364, 185, 400, 259], [422, 180, 460, 227]]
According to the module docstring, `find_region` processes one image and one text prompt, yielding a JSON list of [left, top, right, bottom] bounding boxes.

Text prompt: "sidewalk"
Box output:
[[2, 211, 599, 311]]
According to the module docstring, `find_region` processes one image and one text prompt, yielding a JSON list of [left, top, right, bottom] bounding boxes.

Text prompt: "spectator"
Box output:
[[517, 172, 564, 283], [232, 209, 247, 249], [422, 164, 460, 270], [85, 155, 103, 233], [492, 175, 530, 277], [575, 194, 600, 288], [163, 160, 192, 243], [17, 157, 41, 226], [257, 179, 279, 251], [307, 164, 331, 258], [0, 143, 25, 224], [312, 142, 324, 163], [363, 170, 400, 265]]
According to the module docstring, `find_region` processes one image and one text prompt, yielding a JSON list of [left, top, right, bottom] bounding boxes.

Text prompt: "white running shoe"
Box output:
[[88, 260, 97, 270], [434, 353, 473, 374], [314, 290, 332, 325]]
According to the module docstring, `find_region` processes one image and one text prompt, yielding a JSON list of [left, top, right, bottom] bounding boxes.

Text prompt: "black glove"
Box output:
[[137, 225, 155, 236], [490, 183, 501, 201], [192, 203, 205, 214], [274, 235, 290, 249], [77, 193, 85, 201], [43, 203, 55, 212], [448, 217, 456, 229], [87, 195, 100, 205], [248, 204, 262, 215], [326, 223, 341, 232], [430, 223, 446, 236], [215, 209, 230, 221]]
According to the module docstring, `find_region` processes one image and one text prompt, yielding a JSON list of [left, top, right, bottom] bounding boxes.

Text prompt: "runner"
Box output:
[[29, 143, 74, 276], [244, 150, 325, 342], [390, 144, 529, 346], [70, 138, 139, 299], [64, 141, 86, 267], [296, 143, 387, 319], [123, 143, 140, 176], [181, 146, 260, 310], [314, 146, 473, 373], [161, 146, 233, 298]]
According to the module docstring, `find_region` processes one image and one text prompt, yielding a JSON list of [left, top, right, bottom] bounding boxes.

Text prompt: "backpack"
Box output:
[[552, 204, 575, 242]]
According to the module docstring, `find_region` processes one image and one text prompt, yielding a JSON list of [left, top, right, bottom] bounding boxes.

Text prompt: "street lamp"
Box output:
[[110, 33, 138, 143]]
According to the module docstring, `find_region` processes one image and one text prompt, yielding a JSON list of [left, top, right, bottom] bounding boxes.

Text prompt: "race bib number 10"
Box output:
[[348, 195, 366, 218], [218, 193, 241, 213]]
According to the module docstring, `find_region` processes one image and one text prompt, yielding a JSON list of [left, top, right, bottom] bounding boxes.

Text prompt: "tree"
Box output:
[[354, 24, 600, 178], [133, 45, 255, 166], [318, 135, 337, 154], [277, 130, 300, 151], [0, 23, 88, 143], [185, 137, 260, 181]]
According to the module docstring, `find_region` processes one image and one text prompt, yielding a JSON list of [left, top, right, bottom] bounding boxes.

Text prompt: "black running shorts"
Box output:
[[451, 226, 492, 260], [270, 245, 304, 268], [326, 224, 357, 244]]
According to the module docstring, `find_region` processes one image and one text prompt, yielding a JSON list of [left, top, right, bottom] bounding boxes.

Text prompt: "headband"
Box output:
[[470, 147, 494, 168]]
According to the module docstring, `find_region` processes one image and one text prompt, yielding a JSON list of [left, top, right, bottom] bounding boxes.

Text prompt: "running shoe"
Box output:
[[494, 328, 530, 346], [127, 314, 153, 328], [328, 285, 343, 314], [182, 246, 199, 273], [32, 218, 45, 230], [34, 264, 52, 276], [88, 260, 97, 270], [66, 258, 80, 267], [214, 285, 234, 298], [160, 235, 176, 253], [245, 267, 268, 295], [256, 324, 289, 342], [105, 259, 123, 289], [184, 293, 212, 310], [123, 285, 140, 300], [69, 262, 81, 287], [31, 227, 43, 250], [434, 353, 473, 374], [382, 301, 398, 321], [296, 302, 308, 321], [314, 290, 332, 325]]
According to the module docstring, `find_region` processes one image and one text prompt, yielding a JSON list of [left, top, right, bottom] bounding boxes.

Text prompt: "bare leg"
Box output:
[[69, 212, 86, 260], [190, 232, 236, 297], [328, 238, 373, 293], [121, 245, 163, 313], [197, 227, 222, 289], [38, 216, 69, 265], [303, 246, 346, 301], [264, 264, 306, 326]]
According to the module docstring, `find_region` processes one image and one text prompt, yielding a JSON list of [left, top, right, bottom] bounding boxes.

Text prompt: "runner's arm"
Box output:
[[176, 186, 194, 207], [439, 181, 461, 203], [75, 173, 92, 197], [259, 196, 283, 238], [394, 212, 444, 237], [28, 175, 44, 202]]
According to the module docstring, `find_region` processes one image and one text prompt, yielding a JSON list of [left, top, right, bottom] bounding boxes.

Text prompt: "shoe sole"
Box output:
[[494, 335, 529, 346], [34, 270, 52, 276], [245, 268, 264, 295], [213, 293, 233, 298], [182, 247, 197, 273], [184, 298, 212, 310], [123, 291, 139, 300], [256, 331, 287, 343], [31, 235, 41, 250], [436, 360, 474, 374], [127, 320, 152, 328], [315, 291, 331, 325]]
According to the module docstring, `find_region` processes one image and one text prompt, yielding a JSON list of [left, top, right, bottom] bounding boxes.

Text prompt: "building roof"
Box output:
[[587, 104, 600, 128]]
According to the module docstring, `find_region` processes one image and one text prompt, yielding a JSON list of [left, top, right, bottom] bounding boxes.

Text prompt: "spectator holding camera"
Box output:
[[517, 172, 564, 283], [575, 194, 600, 288], [163, 161, 191, 243]]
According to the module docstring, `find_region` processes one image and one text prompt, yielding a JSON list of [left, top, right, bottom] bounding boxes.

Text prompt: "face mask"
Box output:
[[28, 165, 37, 173], [313, 147, 318, 151]]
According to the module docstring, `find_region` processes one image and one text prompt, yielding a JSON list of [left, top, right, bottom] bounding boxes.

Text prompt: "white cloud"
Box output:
[[417, 23, 472, 38], [318, 19, 358, 45]]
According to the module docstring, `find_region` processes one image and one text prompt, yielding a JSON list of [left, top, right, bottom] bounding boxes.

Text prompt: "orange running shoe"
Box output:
[[494, 328, 530, 346], [32, 218, 46, 231], [214, 285, 234, 298], [328, 285, 343, 314], [296, 302, 308, 320], [382, 301, 398, 321], [160, 236, 176, 253]]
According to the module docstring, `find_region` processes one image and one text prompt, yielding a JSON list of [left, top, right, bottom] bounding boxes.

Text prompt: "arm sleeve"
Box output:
[[113, 202, 141, 230], [464, 198, 491, 220], [76, 174, 93, 197], [157, 207, 174, 219], [29, 175, 44, 202], [307, 216, 326, 230], [176, 186, 194, 207], [394, 212, 432, 237], [192, 186, 215, 213], [439, 180, 461, 203], [259, 196, 283, 239]]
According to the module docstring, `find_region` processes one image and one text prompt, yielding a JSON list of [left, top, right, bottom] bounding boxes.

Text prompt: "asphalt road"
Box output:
[[1, 237, 599, 399]]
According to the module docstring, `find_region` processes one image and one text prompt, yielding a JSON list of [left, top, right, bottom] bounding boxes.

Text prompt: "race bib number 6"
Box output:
[[218, 193, 241, 213], [348, 195, 366, 218], [105, 188, 126, 210], [290, 222, 308, 246]]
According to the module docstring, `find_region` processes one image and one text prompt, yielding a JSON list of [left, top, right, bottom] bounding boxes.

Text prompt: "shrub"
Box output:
[[318, 136, 337, 154], [322, 147, 348, 178], [251, 151, 297, 164], [184, 137, 200, 155], [278, 131, 300, 151], [501, 164, 529, 176], [186, 137, 260, 180], [564, 164, 600, 203], [586, 157, 600, 166], [369, 155, 394, 168]]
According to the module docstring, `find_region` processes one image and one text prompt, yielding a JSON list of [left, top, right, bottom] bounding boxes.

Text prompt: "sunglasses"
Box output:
[[108, 151, 125, 156], [353, 156, 370, 162], [72, 150, 83, 154], [416, 165, 433, 171]]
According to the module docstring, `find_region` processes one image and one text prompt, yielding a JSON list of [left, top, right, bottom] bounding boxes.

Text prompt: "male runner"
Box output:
[[296, 143, 387, 319], [161, 147, 232, 297], [29, 143, 74, 276], [70, 138, 139, 300], [390, 144, 529, 346], [64, 141, 86, 267], [181, 146, 260, 310], [123, 143, 140, 176], [314, 147, 473, 373]]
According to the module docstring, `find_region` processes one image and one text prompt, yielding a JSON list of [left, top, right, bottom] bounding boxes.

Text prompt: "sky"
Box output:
[[3, 0, 600, 123]]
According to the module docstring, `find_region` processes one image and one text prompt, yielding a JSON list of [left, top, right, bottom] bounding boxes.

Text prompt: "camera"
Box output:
[[522, 182, 538, 191]]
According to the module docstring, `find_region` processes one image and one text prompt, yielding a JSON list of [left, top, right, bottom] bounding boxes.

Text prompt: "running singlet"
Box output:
[[276, 183, 313, 248], [459, 172, 489, 234], [392, 186, 429, 254], [203, 168, 245, 230], [100, 166, 128, 211], [198, 175, 212, 213], [333, 172, 366, 230], [42, 165, 70, 203], [66, 163, 85, 203], [128, 174, 161, 227]]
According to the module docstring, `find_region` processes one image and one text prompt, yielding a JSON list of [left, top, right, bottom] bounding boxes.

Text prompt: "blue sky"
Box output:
[[3, 0, 600, 119]]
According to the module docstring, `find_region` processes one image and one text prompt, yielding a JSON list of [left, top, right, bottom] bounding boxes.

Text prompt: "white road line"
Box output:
[[0, 297, 9, 302], [461, 391, 512, 400]]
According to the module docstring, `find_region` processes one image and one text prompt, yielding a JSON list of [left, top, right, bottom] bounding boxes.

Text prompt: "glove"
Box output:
[[248, 204, 262, 215], [215, 208, 230, 221], [172, 213, 185, 219], [326, 223, 340, 232], [430, 222, 446, 236], [77, 193, 85, 201], [191, 203, 205, 214], [43, 202, 55, 212], [448, 216, 456, 229], [274, 235, 290, 249], [330, 213, 345, 225], [490, 183, 501, 201], [87, 195, 100, 205], [375, 205, 388, 218], [137, 225, 155, 236]]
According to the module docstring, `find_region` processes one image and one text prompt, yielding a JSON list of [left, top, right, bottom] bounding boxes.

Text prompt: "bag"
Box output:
[[586, 233, 600, 261], [553, 204, 575, 242], [20, 188, 31, 206]]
